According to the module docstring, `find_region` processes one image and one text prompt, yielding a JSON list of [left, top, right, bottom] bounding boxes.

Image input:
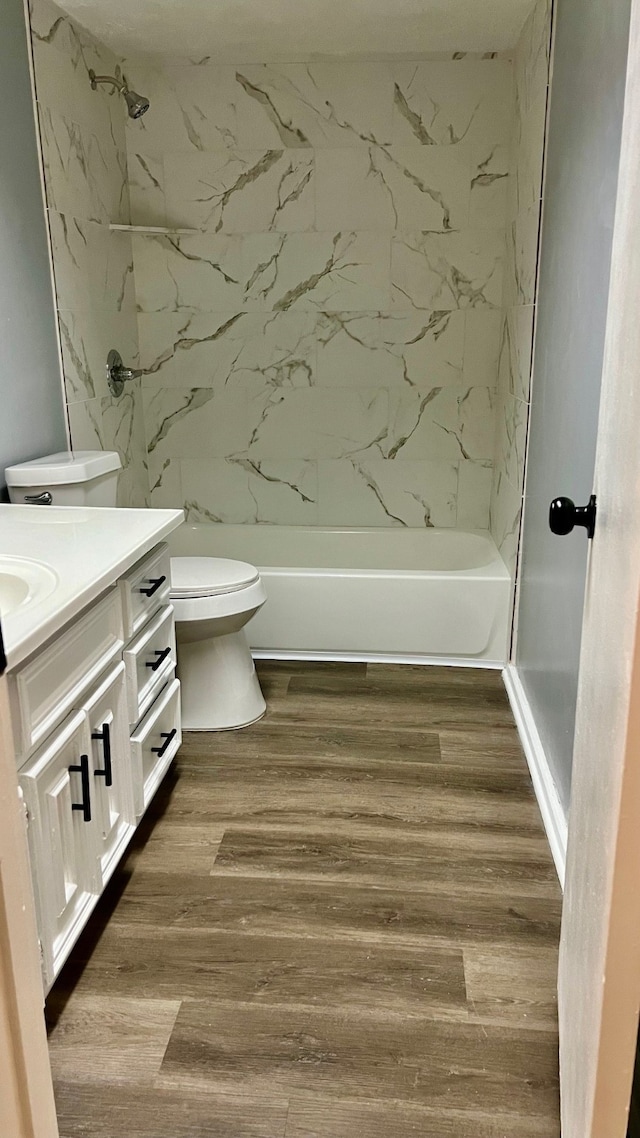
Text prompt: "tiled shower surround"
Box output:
[[28, 0, 551, 567], [130, 58, 511, 530], [29, 0, 149, 506], [490, 0, 551, 573]]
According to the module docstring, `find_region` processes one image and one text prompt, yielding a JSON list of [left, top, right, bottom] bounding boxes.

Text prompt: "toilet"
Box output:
[[5, 450, 268, 731], [170, 556, 267, 730]]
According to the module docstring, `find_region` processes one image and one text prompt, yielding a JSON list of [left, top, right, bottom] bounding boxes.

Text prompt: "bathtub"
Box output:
[[168, 525, 512, 666]]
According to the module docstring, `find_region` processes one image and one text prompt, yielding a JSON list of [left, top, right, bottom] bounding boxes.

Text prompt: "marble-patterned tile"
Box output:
[[247, 388, 389, 461], [67, 380, 147, 474], [386, 387, 462, 461], [30, 0, 94, 62], [498, 306, 535, 403], [391, 60, 513, 150], [38, 105, 128, 224], [315, 146, 470, 232], [147, 455, 182, 509], [458, 386, 495, 461], [391, 229, 504, 310], [132, 233, 244, 313], [469, 143, 510, 228], [106, 231, 137, 316], [510, 98, 547, 220], [514, 0, 552, 125], [31, 10, 124, 146], [457, 460, 493, 529], [123, 62, 240, 157], [128, 152, 167, 227], [316, 310, 464, 389], [57, 306, 138, 404], [504, 205, 541, 306], [463, 308, 503, 390], [117, 459, 150, 508], [181, 457, 318, 525], [242, 232, 390, 312], [164, 149, 314, 233], [490, 468, 523, 576], [139, 310, 316, 392], [317, 458, 458, 527], [494, 393, 529, 492], [233, 62, 395, 149], [48, 213, 109, 313], [143, 387, 248, 465]]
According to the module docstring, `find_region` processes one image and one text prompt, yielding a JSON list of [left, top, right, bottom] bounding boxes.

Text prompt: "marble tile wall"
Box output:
[[28, 0, 149, 506], [126, 54, 516, 526], [489, 0, 552, 572]]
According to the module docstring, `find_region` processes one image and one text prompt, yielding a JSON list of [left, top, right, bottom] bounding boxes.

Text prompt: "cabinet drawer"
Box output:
[[124, 604, 176, 726], [130, 676, 181, 818], [11, 589, 124, 762], [119, 543, 171, 640]]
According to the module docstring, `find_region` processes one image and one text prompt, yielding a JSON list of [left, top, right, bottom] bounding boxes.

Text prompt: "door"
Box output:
[[82, 662, 135, 885], [558, 1, 640, 1133], [20, 710, 100, 988], [0, 624, 58, 1137], [514, 0, 632, 819]]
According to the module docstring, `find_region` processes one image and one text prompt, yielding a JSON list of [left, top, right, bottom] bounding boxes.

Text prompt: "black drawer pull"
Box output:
[[145, 646, 172, 672], [151, 729, 177, 758], [139, 575, 166, 598], [92, 722, 113, 787], [69, 754, 92, 822]]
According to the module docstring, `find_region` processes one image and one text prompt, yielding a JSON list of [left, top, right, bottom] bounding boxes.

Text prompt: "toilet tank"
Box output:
[[5, 451, 122, 507]]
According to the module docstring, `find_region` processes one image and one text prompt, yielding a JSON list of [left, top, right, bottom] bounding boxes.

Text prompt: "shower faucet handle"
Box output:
[[107, 348, 143, 396]]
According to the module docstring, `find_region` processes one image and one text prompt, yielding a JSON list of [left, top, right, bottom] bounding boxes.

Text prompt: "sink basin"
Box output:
[[0, 556, 58, 618]]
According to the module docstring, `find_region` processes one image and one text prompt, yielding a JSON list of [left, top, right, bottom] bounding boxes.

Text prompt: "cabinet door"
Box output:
[[82, 662, 135, 887], [19, 711, 100, 989]]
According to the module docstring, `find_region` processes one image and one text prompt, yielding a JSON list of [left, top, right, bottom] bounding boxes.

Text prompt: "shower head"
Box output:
[[88, 69, 150, 119], [123, 88, 150, 119]]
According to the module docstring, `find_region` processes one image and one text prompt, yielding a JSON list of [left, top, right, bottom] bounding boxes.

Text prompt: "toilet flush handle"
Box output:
[[24, 491, 52, 505]]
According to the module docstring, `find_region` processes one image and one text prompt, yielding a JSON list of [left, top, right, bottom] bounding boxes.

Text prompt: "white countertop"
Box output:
[[0, 505, 184, 668]]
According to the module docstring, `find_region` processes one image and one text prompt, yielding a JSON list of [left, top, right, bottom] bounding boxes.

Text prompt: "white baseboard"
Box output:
[[503, 664, 568, 888], [252, 650, 503, 669]]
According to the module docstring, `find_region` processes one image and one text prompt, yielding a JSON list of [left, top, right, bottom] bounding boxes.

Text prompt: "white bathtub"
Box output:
[[168, 525, 512, 666]]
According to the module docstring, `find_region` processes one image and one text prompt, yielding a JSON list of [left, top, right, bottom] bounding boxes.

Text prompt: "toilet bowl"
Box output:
[[170, 556, 267, 731]]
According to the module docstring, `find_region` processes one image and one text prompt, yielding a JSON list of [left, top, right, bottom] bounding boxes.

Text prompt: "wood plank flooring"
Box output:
[[46, 662, 562, 1138]]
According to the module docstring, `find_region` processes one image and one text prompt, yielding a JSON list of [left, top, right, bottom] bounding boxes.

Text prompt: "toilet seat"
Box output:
[[171, 556, 259, 599]]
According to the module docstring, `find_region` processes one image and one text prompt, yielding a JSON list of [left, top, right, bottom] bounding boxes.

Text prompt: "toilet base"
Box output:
[[176, 628, 266, 731]]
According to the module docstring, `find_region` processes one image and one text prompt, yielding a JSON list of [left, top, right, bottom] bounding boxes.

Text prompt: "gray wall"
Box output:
[[0, 0, 67, 489], [516, 0, 632, 812]]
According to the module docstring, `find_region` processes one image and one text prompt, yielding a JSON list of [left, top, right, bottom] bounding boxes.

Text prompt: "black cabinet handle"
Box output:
[[151, 729, 177, 758], [145, 646, 172, 672], [139, 575, 166, 598], [92, 722, 113, 787], [69, 755, 92, 822], [549, 494, 597, 539]]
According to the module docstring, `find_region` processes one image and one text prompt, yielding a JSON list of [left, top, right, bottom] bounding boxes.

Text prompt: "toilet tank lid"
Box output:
[[5, 450, 122, 486]]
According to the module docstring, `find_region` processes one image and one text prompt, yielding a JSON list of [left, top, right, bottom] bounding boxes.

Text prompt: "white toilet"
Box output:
[[5, 450, 268, 732], [170, 557, 267, 730]]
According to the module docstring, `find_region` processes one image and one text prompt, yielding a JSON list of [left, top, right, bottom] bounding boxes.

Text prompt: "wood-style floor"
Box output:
[[46, 662, 562, 1138]]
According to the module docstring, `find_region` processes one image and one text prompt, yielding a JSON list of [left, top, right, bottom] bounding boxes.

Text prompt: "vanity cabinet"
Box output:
[[11, 542, 181, 990]]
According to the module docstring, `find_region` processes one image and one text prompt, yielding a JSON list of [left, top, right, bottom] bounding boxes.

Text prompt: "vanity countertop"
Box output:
[[0, 505, 183, 668]]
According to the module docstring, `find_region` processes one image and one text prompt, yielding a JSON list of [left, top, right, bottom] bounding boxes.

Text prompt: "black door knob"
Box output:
[[549, 494, 597, 539]]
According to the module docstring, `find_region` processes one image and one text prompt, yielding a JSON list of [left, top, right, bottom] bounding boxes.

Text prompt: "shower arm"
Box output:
[[89, 70, 126, 94]]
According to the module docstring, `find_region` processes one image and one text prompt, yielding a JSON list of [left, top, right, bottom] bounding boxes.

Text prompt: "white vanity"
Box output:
[[0, 504, 184, 990]]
